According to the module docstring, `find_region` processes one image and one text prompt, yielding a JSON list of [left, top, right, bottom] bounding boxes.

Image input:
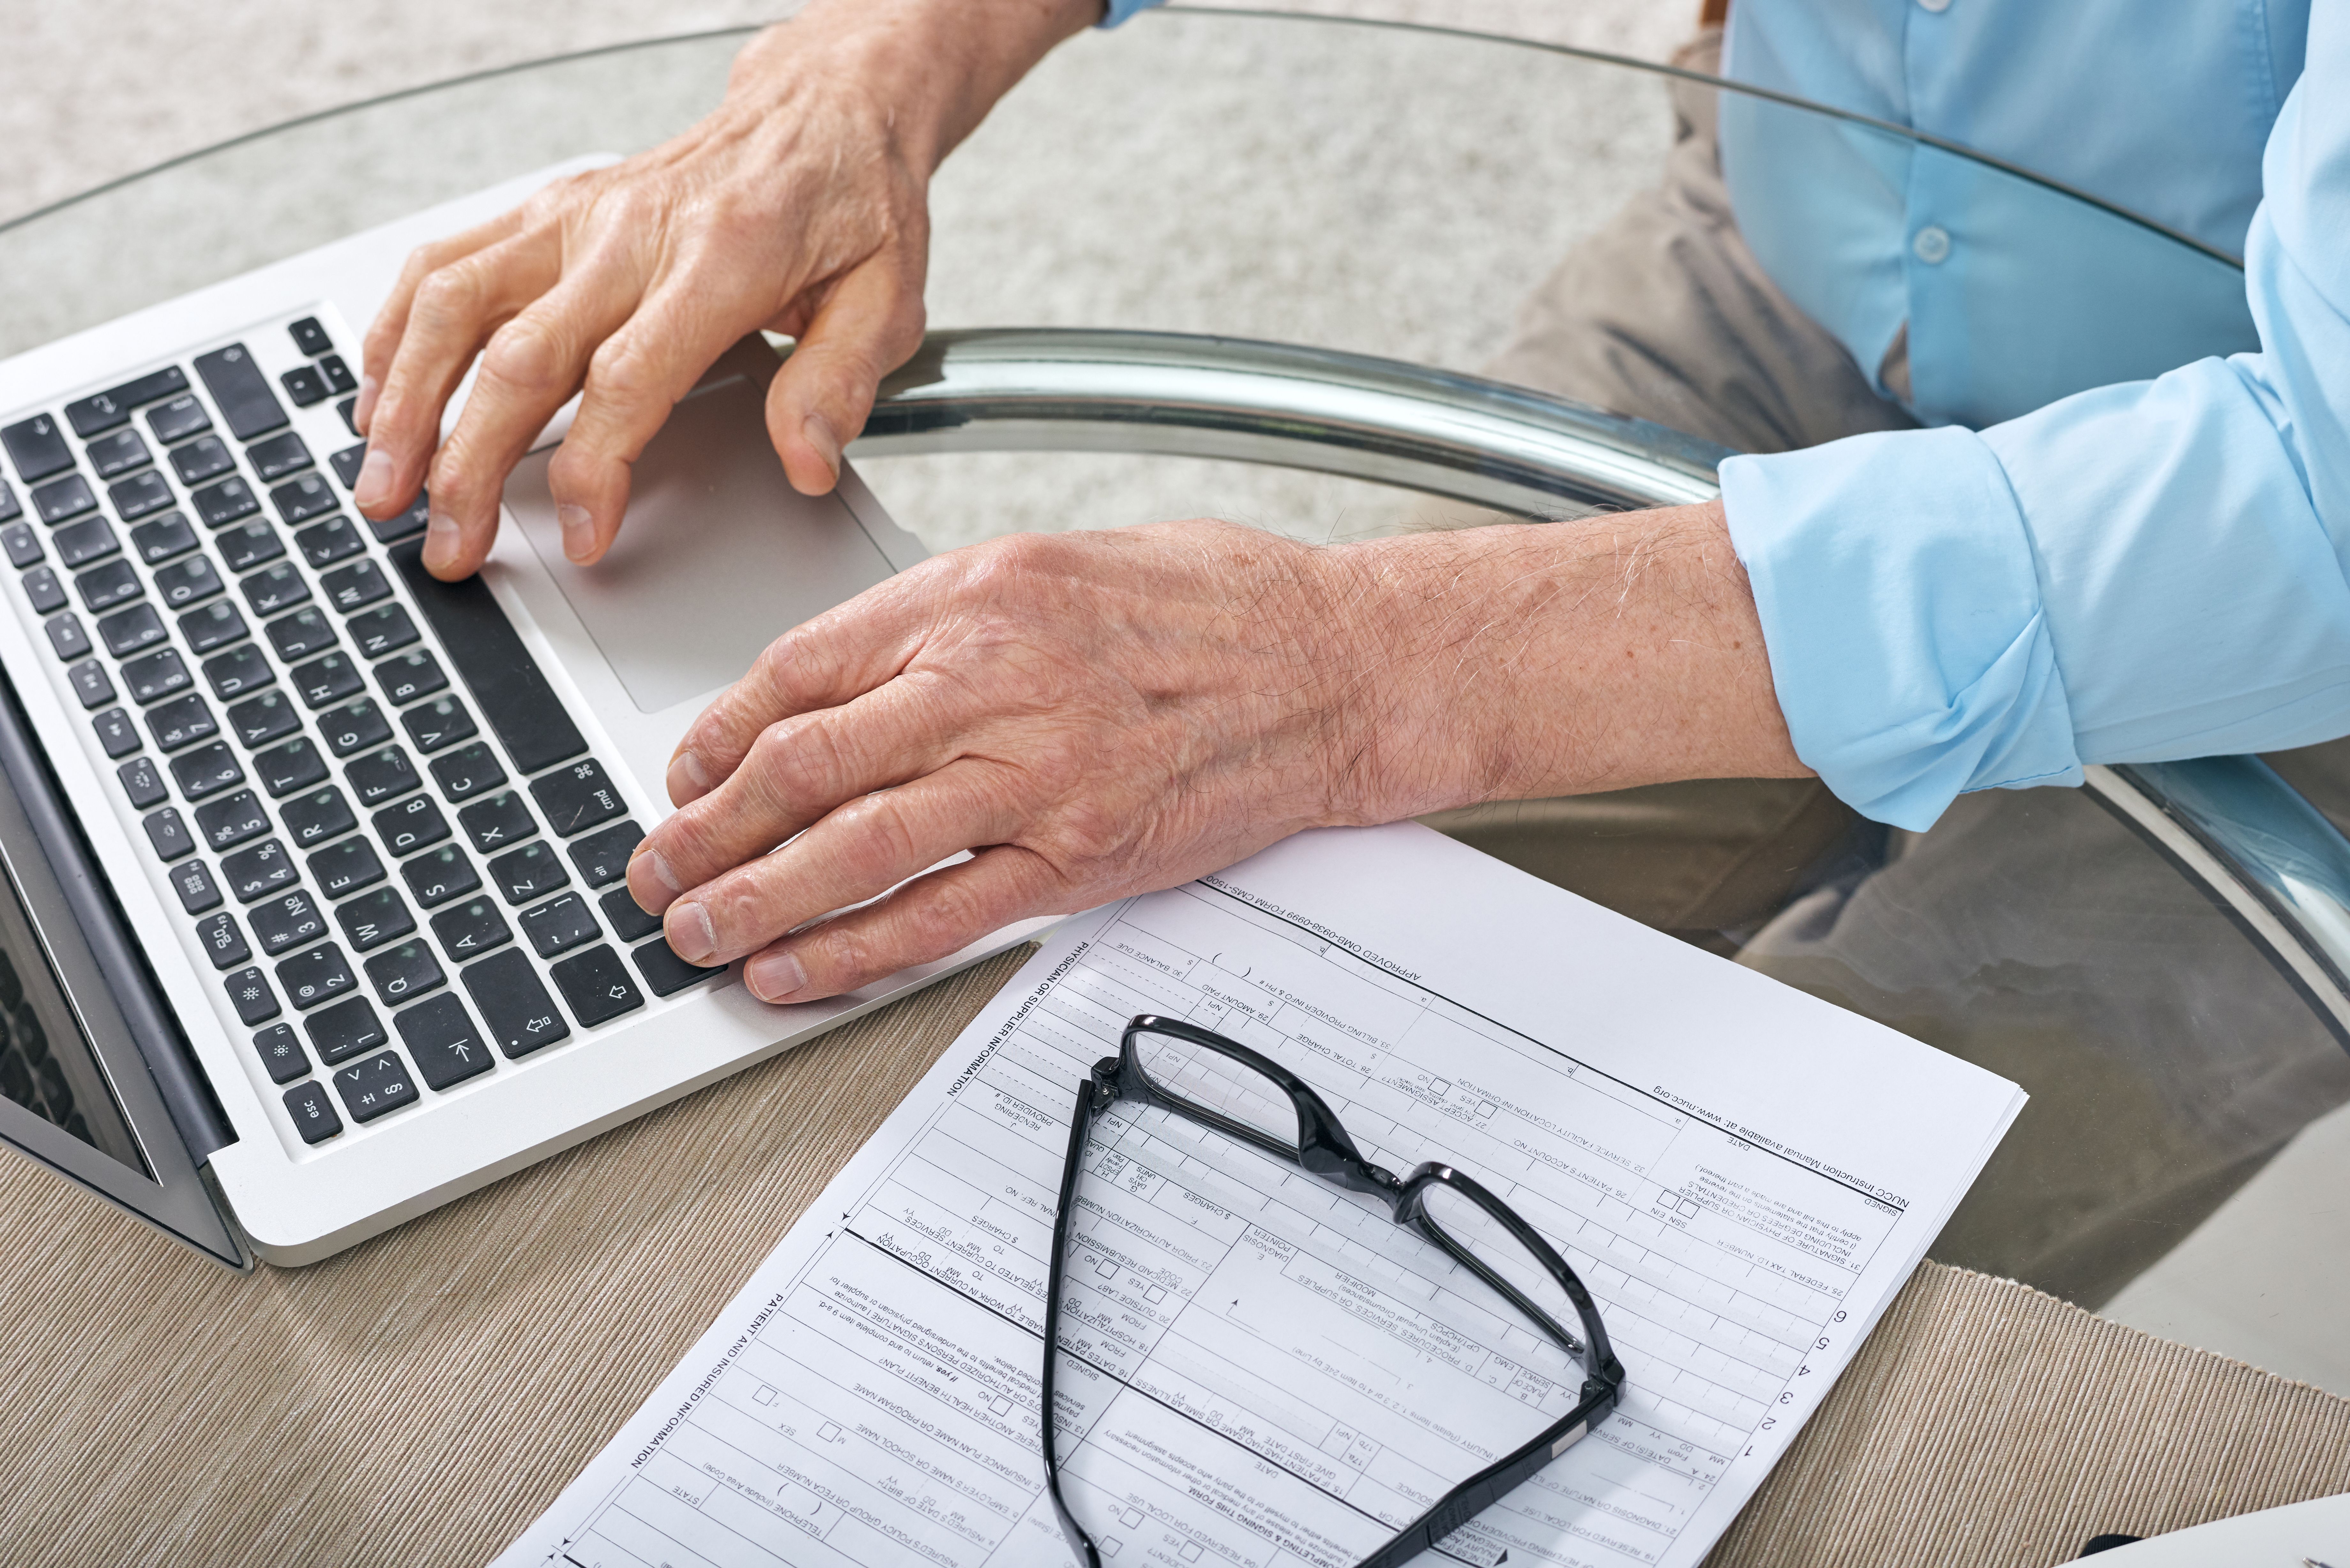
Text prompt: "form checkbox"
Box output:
[[751, 1384, 777, 1406], [1095, 1258, 1118, 1280], [1120, 1507, 1145, 1529], [1180, 1541, 1204, 1562], [1144, 1284, 1168, 1304], [817, 1421, 841, 1442], [1475, 1099, 1497, 1118], [989, 1394, 1013, 1417]]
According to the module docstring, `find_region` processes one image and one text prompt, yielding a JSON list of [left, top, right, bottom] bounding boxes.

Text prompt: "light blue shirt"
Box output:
[[1107, 1, 2350, 830]]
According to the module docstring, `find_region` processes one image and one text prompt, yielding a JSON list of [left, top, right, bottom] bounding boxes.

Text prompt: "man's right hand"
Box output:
[[352, 0, 1103, 582]]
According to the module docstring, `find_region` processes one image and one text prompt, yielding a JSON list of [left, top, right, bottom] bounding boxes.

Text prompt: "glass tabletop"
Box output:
[[1, 10, 2339, 1396]]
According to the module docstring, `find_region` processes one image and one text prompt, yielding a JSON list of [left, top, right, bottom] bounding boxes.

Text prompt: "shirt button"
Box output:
[[1917, 0, 1952, 11], [1912, 225, 1952, 265]]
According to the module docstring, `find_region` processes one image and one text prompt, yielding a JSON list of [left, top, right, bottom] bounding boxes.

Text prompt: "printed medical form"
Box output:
[[500, 823, 2023, 1568]]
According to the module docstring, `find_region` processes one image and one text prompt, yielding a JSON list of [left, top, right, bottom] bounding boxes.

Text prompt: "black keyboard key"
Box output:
[[265, 606, 336, 663], [107, 471, 173, 522], [429, 742, 505, 803], [282, 1079, 341, 1142], [277, 942, 356, 1010], [400, 695, 474, 754], [319, 697, 390, 758], [178, 600, 244, 654], [549, 945, 644, 1028], [373, 793, 448, 857], [247, 431, 312, 483], [398, 993, 497, 1087], [191, 475, 258, 528], [91, 706, 139, 759], [0, 484, 15, 527], [291, 652, 364, 710], [457, 790, 535, 855], [568, 820, 642, 890], [168, 741, 243, 801], [169, 858, 220, 914], [146, 692, 216, 751], [218, 520, 283, 574], [249, 890, 327, 957], [288, 317, 333, 358], [368, 494, 430, 546], [169, 435, 233, 487], [305, 995, 387, 1066], [240, 561, 309, 617], [295, 515, 364, 568], [281, 785, 355, 849], [1, 522, 41, 568], [225, 965, 280, 1025], [599, 886, 662, 944], [222, 837, 296, 902], [528, 765, 619, 844], [21, 566, 64, 614], [67, 659, 114, 709], [318, 354, 358, 396], [146, 395, 212, 445], [96, 602, 163, 657], [1, 415, 73, 483], [66, 368, 188, 438], [193, 789, 270, 851], [193, 344, 288, 441], [389, 539, 586, 774], [281, 365, 330, 408], [271, 472, 337, 525], [53, 516, 117, 569], [117, 754, 166, 809], [32, 473, 96, 525], [44, 612, 89, 660], [252, 1024, 308, 1085], [348, 603, 418, 660], [308, 836, 384, 898], [363, 939, 443, 1006], [142, 806, 193, 860], [635, 936, 726, 997], [122, 648, 192, 705], [75, 558, 141, 613], [129, 510, 197, 565], [375, 650, 446, 706], [335, 886, 414, 952], [254, 736, 330, 798], [488, 841, 568, 906], [320, 559, 390, 614], [85, 429, 150, 480], [152, 554, 224, 608], [206, 645, 275, 704], [519, 892, 601, 960], [225, 690, 299, 749], [330, 442, 367, 490], [460, 951, 568, 1063], [430, 895, 510, 962], [345, 745, 419, 806], [402, 846, 479, 909], [332, 1050, 417, 1124]]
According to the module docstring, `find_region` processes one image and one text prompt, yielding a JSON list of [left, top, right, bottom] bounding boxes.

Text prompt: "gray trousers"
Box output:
[[1421, 32, 2350, 1308]]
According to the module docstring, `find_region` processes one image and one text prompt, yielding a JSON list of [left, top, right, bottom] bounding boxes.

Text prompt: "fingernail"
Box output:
[[747, 949, 807, 1002], [666, 901, 716, 963], [557, 502, 595, 562], [630, 844, 681, 900], [354, 447, 394, 510], [421, 509, 461, 571], [666, 750, 709, 802], [353, 375, 380, 433], [801, 412, 841, 485]]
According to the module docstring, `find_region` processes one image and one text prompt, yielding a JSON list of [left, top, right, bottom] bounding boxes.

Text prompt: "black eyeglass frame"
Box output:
[[1039, 1014, 1627, 1568]]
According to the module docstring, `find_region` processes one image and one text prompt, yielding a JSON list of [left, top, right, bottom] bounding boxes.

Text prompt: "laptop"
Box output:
[[0, 159, 1051, 1269]]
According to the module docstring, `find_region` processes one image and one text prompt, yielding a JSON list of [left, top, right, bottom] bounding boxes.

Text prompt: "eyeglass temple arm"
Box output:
[[1351, 1385, 1619, 1568], [1041, 1068, 1117, 1568]]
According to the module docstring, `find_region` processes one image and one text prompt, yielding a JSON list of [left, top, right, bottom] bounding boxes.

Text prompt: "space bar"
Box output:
[[389, 540, 587, 775]]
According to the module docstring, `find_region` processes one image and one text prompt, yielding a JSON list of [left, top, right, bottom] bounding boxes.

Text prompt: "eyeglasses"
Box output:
[[1040, 1014, 1626, 1568]]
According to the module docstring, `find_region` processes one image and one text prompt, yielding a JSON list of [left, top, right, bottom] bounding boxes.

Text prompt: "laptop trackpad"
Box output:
[[504, 375, 899, 715]]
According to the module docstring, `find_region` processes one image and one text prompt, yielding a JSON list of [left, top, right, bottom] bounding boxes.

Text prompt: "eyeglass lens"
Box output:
[[1129, 1028, 1302, 1151], [1416, 1180, 1585, 1352]]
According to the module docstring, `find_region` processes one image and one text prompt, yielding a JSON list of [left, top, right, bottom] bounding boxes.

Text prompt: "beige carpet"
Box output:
[[0, 947, 2341, 1567]]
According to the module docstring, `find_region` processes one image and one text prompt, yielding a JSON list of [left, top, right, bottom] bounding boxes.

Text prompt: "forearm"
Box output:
[[1316, 501, 1809, 823]]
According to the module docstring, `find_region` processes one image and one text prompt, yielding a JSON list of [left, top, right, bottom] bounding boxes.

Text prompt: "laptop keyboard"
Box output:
[[0, 314, 721, 1150]]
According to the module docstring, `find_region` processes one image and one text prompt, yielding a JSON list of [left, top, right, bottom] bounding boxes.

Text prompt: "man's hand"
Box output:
[[352, 0, 1099, 581], [627, 505, 1808, 1004]]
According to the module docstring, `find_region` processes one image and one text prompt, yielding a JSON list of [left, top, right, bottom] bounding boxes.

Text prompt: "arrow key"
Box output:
[[462, 948, 571, 1061], [395, 992, 498, 1087]]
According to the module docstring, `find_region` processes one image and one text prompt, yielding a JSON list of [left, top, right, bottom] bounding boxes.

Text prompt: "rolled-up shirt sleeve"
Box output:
[[1099, 0, 1162, 25], [1720, 5, 2350, 831]]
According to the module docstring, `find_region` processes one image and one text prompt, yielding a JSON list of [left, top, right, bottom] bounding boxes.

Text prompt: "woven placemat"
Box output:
[[0, 948, 2341, 1566]]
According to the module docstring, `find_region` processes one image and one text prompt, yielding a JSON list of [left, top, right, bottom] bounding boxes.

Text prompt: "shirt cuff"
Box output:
[[1099, 0, 1160, 25], [1719, 427, 2083, 830]]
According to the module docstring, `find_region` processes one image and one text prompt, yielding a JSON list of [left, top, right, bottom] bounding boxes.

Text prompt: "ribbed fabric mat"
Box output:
[[0, 946, 2340, 1567]]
